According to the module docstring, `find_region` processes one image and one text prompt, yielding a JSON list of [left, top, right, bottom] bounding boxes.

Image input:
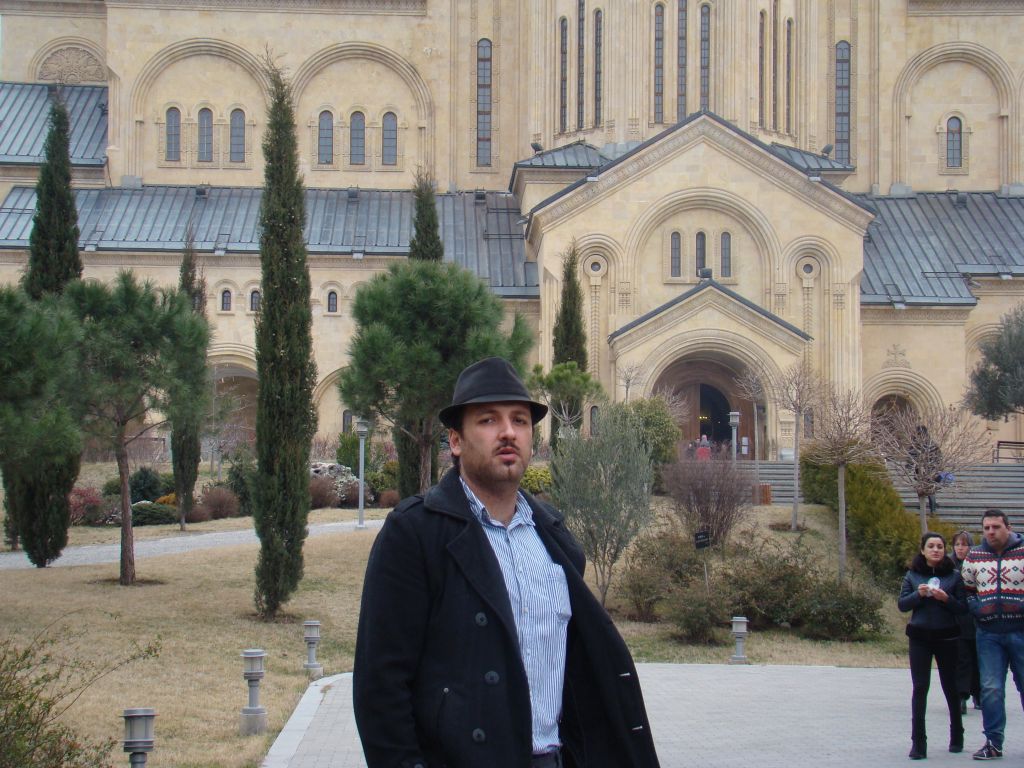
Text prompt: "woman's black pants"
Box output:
[[909, 636, 963, 744], [957, 636, 981, 701]]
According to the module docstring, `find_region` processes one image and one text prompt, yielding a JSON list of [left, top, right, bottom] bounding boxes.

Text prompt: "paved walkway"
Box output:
[[0, 519, 384, 570], [263, 663, 1024, 768]]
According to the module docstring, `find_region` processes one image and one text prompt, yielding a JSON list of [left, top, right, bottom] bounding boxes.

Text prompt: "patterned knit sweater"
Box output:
[[961, 532, 1024, 633]]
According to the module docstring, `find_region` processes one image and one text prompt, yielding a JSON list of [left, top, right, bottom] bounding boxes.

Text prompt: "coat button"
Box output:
[[484, 671, 500, 685], [472, 728, 486, 743], [474, 612, 488, 627]]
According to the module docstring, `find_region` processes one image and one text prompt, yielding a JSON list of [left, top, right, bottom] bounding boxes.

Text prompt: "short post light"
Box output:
[[728, 411, 740, 464], [730, 616, 750, 664], [356, 418, 369, 530], [240, 649, 268, 735], [303, 620, 323, 679], [122, 708, 156, 767]]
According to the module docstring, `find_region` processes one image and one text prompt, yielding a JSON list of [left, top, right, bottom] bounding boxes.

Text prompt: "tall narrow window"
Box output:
[[327, 290, 338, 313], [786, 19, 793, 134], [720, 232, 732, 278], [695, 231, 706, 275], [594, 10, 603, 125], [477, 39, 493, 166], [700, 4, 710, 110], [198, 108, 213, 162], [342, 410, 353, 433], [671, 231, 682, 277], [677, 1, 687, 120], [250, 289, 261, 312], [350, 112, 365, 165], [220, 289, 232, 312], [758, 12, 766, 127], [382, 112, 398, 166], [772, 0, 779, 130], [229, 109, 245, 163], [835, 41, 851, 164], [653, 4, 665, 123], [947, 117, 963, 168], [318, 111, 334, 165], [165, 107, 181, 162], [559, 18, 569, 133], [577, 0, 586, 130]]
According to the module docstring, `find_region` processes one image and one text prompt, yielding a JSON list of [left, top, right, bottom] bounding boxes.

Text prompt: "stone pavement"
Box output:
[[0, 518, 384, 570], [263, 663, 1024, 768]]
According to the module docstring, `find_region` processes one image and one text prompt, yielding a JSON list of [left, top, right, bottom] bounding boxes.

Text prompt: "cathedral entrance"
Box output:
[[699, 383, 732, 443]]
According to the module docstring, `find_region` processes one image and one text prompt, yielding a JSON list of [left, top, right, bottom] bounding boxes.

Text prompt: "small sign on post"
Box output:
[[695, 530, 711, 595]]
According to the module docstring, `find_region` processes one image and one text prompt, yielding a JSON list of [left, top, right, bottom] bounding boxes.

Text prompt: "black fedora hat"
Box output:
[[439, 357, 548, 428]]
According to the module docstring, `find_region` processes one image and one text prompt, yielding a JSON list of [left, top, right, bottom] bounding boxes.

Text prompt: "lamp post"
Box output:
[[122, 708, 156, 767], [356, 418, 369, 529], [728, 411, 740, 464], [303, 620, 323, 679], [240, 649, 268, 735], [730, 616, 750, 664]]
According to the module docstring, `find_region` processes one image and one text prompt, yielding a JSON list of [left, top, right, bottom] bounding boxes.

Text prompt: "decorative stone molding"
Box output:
[[38, 46, 105, 84], [861, 307, 971, 325], [882, 343, 911, 369], [106, 0, 425, 12], [908, 0, 1024, 15]]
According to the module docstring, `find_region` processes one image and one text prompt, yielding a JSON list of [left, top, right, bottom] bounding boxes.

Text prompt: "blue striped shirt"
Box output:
[[460, 478, 571, 754]]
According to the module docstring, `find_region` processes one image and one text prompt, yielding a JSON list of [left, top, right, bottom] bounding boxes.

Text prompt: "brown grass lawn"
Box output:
[[0, 473, 909, 767]]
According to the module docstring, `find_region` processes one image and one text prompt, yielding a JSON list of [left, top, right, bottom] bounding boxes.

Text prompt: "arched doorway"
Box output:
[[871, 394, 916, 431], [699, 383, 732, 443]]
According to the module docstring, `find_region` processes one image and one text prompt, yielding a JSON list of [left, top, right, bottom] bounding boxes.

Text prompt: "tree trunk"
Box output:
[[918, 494, 928, 535], [838, 463, 847, 582], [417, 428, 432, 494], [115, 433, 136, 586], [790, 417, 801, 531]]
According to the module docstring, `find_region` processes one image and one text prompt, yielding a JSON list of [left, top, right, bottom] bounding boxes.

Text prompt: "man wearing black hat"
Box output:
[[353, 357, 660, 768]]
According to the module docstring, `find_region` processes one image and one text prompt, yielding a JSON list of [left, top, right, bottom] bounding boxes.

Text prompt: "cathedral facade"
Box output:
[[0, 0, 1022, 455]]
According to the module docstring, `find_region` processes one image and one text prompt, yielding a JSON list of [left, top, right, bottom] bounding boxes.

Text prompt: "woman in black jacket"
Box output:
[[898, 531, 967, 760], [951, 530, 981, 713]]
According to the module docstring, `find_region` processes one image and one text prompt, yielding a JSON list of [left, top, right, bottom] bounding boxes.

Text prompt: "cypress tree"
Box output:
[[408, 170, 443, 262], [252, 59, 318, 618], [552, 242, 587, 369]]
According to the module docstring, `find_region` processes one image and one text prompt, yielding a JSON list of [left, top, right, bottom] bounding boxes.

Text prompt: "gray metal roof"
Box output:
[[768, 143, 854, 173], [514, 141, 603, 169], [0, 82, 107, 166], [0, 185, 536, 296], [858, 191, 1024, 306]]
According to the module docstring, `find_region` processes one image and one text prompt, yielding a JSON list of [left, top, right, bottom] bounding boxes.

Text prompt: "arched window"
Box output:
[[590, 405, 600, 435], [720, 232, 732, 278], [695, 231, 706, 275], [477, 39, 492, 167], [350, 112, 365, 165], [250, 289, 261, 312], [947, 117, 963, 168], [381, 112, 398, 166], [772, 0, 779, 131], [327, 290, 338, 313], [700, 4, 710, 110], [342, 410, 353, 433], [220, 289, 232, 312], [835, 41, 851, 164], [758, 12, 766, 128], [165, 107, 181, 162], [577, 0, 586, 131], [653, 3, 665, 123], [318, 111, 334, 165], [229, 109, 246, 163], [198, 108, 213, 162], [670, 231, 682, 277], [594, 10, 603, 125], [677, 0, 687, 120], [559, 18, 569, 133], [786, 19, 793, 134]]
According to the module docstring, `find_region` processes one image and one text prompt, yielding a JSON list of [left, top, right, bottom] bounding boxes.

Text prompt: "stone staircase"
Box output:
[[743, 461, 1024, 528]]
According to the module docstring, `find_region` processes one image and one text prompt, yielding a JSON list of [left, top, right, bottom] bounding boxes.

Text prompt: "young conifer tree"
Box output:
[[252, 59, 318, 618], [552, 242, 587, 369], [408, 170, 443, 262]]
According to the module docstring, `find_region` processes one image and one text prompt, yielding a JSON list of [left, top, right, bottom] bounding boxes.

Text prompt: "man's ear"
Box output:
[[448, 428, 462, 457]]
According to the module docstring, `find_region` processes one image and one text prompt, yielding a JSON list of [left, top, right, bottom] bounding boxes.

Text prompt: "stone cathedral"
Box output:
[[0, 0, 1022, 457]]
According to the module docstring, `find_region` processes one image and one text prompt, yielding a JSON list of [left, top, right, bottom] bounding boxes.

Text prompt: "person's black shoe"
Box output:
[[910, 742, 927, 760], [950, 736, 964, 753], [961, 698, 968, 715], [973, 695, 982, 710], [972, 741, 1002, 760]]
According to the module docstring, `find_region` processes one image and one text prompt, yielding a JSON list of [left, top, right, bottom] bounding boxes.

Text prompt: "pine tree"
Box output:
[[552, 242, 587, 369], [169, 227, 209, 530], [252, 59, 318, 618], [408, 170, 444, 262]]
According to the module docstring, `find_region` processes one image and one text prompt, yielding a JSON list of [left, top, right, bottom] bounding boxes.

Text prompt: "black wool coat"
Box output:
[[353, 468, 661, 768]]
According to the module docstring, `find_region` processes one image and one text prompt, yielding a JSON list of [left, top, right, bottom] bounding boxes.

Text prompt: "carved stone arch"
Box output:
[[573, 232, 624, 274], [623, 187, 782, 298], [573, 233, 624, 377], [863, 369, 944, 415], [347, 281, 369, 299], [293, 42, 435, 173], [208, 342, 257, 377], [892, 42, 1013, 187], [31, 37, 106, 83], [965, 322, 1001, 370], [779, 235, 844, 283], [313, 367, 345, 409]]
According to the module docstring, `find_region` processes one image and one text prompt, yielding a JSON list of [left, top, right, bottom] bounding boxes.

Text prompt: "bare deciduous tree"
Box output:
[[652, 386, 693, 424], [664, 457, 751, 548], [617, 362, 647, 403], [736, 357, 821, 530], [873, 403, 989, 534], [804, 385, 879, 581]]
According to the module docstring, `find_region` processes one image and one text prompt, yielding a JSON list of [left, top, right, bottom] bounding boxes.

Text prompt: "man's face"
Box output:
[[983, 516, 1012, 552], [449, 402, 533, 492]]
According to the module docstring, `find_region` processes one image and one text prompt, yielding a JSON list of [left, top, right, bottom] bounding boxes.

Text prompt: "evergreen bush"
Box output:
[[67, 487, 104, 526], [662, 582, 729, 645], [101, 476, 121, 497], [130, 501, 178, 526], [520, 466, 553, 495], [366, 460, 399, 495], [617, 531, 704, 622], [227, 450, 256, 517], [336, 431, 360, 470], [128, 466, 162, 503], [798, 580, 887, 640]]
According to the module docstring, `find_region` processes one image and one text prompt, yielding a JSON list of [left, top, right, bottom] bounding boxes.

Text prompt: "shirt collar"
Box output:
[[459, 476, 534, 528]]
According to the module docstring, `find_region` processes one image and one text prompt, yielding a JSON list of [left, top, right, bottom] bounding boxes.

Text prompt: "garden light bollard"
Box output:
[[729, 411, 740, 464], [240, 649, 268, 735], [303, 620, 323, 679], [356, 418, 369, 530], [730, 616, 750, 664], [122, 708, 156, 768]]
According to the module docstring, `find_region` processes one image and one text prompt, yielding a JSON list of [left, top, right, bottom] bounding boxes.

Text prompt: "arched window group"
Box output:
[[667, 229, 735, 280], [163, 105, 247, 165]]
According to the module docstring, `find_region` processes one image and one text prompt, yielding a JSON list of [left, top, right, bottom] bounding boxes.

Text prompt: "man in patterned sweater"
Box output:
[[961, 509, 1024, 760]]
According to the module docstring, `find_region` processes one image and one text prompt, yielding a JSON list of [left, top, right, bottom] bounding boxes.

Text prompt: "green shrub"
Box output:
[[366, 460, 399, 495], [520, 466, 553, 495], [101, 477, 121, 497], [128, 466, 162, 503], [623, 396, 681, 465], [226, 450, 256, 517], [617, 531, 706, 621], [159, 472, 175, 496], [662, 582, 730, 645], [67, 487, 105, 526], [336, 431, 360, 470], [130, 501, 178, 526], [798, 580, 887, 640]]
